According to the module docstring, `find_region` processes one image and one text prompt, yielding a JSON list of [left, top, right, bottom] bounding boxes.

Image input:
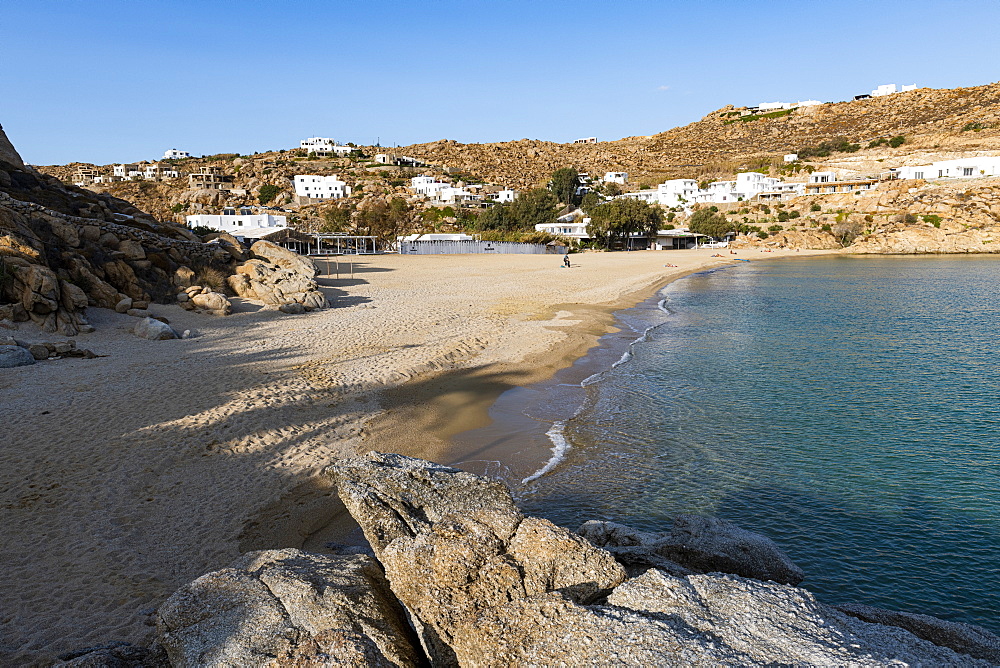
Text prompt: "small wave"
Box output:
[[521, 421, 570, 484]]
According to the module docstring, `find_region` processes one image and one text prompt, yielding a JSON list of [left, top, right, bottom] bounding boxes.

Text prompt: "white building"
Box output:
[[891, 157, 1000, 181], [491, 188, 517, 203], [784, 153, 799, 162], [163, 149, 190, 160], [113, 163, 142, 180], [574, 137, 597, 144], [871, 83, 918, 97], [410, 176, 449, 198], [535, 216, 590, 241], [436, 186, 478, 205], [300, 137, 353, 156], [143, 163, 179, 180], [186, 212, 288, 234], [294, 175, 352, 200], [604, 171, 629, 184]]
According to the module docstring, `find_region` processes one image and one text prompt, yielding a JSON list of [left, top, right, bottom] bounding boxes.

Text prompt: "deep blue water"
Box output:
[[516, 256, 1000, 632]]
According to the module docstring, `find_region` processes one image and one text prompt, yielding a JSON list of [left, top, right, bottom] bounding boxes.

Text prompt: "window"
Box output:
[[914, 172, 923, 180], [963, 167, 974, 176]]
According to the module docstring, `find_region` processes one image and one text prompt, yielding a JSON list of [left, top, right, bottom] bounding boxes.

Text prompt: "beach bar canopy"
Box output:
[[310, 234, 378, 255]]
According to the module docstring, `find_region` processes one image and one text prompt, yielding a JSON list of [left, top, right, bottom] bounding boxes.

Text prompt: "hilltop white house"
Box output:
[[603, 171, 629, 184], [163, 149, 190, 160], [872, 83, 918, 97], [891, 157, 1000, 181], [294, 175, 352, 200], [300, 137, 353, 156]]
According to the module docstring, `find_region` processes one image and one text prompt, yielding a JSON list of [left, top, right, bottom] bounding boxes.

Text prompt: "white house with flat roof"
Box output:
[[491, 188, 516, 203], [113, 163, 142, 180], [872, 83, 918, 97], [300, 137, 353, 156], [186, 212, 288, 234], [891, 157, 1000, 181], [294, 175, 352, 200], [604, 171, 628, 184], [410, 176, 449, 198], [163, 149, 190, 160]]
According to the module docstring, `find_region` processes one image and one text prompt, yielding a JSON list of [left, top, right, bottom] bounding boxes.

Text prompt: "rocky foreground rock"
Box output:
[[63, 452, 999, 666]]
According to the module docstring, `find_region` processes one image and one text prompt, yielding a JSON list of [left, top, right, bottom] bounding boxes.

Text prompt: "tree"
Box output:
[[478, 188, 559, 232], [320, 201, 355, 233], [688, 208, 735, 239], [258, 184, 281, 204], [354, 198, 416, 249], [580, 190, 602, 213], [549, 167, 580, 206], [586, 198, 663, 249]]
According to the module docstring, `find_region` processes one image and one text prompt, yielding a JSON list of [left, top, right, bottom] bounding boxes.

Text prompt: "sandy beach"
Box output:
[[0, 247, 827, 662]]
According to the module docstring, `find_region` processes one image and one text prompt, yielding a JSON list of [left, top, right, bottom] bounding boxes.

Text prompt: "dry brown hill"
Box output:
[[390, 81, 1000, 188]]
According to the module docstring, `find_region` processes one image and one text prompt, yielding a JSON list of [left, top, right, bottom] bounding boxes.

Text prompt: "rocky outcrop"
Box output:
[[53, 642, 167, 667], [325, 452, 626, 665], [836, 602, 1000, 664], [156, 548, 422, 667], [0, 124, 24, 169], [0, 128, 235, 336], [323, 452, 992, 667], [578, 517, 804, 584], [227, 241, 328, 311]]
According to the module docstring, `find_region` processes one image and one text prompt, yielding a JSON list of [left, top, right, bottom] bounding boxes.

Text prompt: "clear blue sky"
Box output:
[[3, 0, 998, 165]]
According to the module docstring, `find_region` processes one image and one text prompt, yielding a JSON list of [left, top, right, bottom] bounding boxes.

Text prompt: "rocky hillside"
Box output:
[[0, 125, 236, 335], [394, 81, 1000, 188]]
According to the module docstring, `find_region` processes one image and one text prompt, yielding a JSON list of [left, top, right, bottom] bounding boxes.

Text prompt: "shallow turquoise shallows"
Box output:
[[518, 255, 1000, 632]]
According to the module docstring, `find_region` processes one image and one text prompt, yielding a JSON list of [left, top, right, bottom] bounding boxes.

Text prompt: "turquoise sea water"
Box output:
[[515, 255, 1000, 632]]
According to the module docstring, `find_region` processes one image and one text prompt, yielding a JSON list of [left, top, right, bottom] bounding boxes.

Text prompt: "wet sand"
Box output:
[[0, 247, 830, 663]]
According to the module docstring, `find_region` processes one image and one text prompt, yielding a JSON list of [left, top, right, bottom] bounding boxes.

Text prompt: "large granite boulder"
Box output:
[[0, 123, 23, 168], [325, 452, 993, 667], [229, 253, 328, 311], [578, 516, 805, 585], [325, 452, 626, 665], [250, 240, 318, 277], [157, 549, 422, 667]]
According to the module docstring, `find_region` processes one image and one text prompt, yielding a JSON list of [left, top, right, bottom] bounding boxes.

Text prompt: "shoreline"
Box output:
[[0, 246, 833, 663], [360, 248, 839, 489]]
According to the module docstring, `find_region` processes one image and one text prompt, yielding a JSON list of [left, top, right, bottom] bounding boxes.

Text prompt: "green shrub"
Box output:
[[889, 135, 906, 148], [757, 231, 769, 239], [777, 211, 790, 222], [810, 203, 822, 212], [922, 214, 942, 228], [768, 224, 783, 232], [170, 202, 187, 213], [258, 184, 281, 204], [188, 225, 216, 237], [821, 223, 832, 232], [788, 210, 800, 219], [760, 205, 771, 214]]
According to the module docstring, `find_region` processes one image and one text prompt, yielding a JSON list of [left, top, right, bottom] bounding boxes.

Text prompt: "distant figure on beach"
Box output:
[[563, 255, 571, 268]]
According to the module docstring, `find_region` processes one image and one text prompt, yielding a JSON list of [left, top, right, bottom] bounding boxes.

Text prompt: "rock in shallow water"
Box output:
[[578, 516, 805, 585]]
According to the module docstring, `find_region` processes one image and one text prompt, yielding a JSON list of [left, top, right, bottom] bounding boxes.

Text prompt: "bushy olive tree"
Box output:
[[587, 198, 663, 249]]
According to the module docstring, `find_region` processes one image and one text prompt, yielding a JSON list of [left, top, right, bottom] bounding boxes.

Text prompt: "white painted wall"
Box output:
[[294, 175, 352, 199], [186, 213, 288, 232]]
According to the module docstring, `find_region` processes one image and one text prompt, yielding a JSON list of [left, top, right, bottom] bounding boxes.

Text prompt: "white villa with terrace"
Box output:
[[617, 173, 805, 209], [603, 171, 629, 184], [294, 175, 352, 200], [163, 149, 190, 160], [891, 157, 1000, 181], [300, 137, 354, 156]]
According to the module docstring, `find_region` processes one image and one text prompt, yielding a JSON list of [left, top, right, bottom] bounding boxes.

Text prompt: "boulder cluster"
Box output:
[[0, 334, 96, 367], [59, 453, 1000, 667], [227, 240, 329, 312]]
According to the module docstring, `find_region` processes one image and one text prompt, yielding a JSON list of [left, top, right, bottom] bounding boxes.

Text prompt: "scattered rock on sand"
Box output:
[[114, 297, 133, 314], [156, 548, 422, 667], [53, 642, 167, 667], [578, 516, 805, 585], [0, 345, 35, 367], [27, 343, 50, 360], [190, 291, 231, 315], [132, 317, 178, 341]]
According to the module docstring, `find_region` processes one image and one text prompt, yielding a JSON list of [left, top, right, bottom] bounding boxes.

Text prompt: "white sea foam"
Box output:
[[521, 421, 570, 484]]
